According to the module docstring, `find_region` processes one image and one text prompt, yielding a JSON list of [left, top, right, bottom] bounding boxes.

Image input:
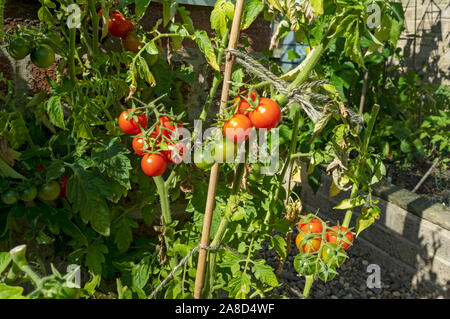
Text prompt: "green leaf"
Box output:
[[310, 0, 324, 16], [253, 262, 278, 287], [37, 6, 55, 26], [286, 49, 300, 60], [231, 206, 246, 221], [355, 206, 380, 237], [241, 0, 264, 30], [135, 0, 151, 21], [91, 137, 132, 190], [114, 216, 138, 253], [85, 240, 108, 275], [0, 252, 12, 275], [162, 0, 178, 27], [210, 4, 227, 38], [45, 160, 65, 182], [145, 40, 159, 55], [333, 195, 366, 210], [67, 164, 113, 236], [178, 6, 194, 34], [46, 95, 66, 130], [132, 256, 152, 290], [0, 157, 26, 180], [270, 235, 287, 259], [0, 284, 26, 299]]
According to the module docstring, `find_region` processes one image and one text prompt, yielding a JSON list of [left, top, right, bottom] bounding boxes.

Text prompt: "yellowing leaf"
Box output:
[[329, 181, 341, 198]]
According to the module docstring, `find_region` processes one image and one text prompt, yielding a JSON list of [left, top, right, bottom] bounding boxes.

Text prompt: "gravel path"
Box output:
[[260, 231, 445, 299]]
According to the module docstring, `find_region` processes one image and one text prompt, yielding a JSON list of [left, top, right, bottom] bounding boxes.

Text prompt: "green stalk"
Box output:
[[68, 27, 77, 83], [264, 104, 301, 225], [287, 43, 324, 90], [303, 275, 314, 298], [153, 176, 172, 226], [203, 161, 246, 298], [342, 183, 359, 228], [0, 0, 5, 42], [342, 105, 380, 228], [87, 0, 99, 57]]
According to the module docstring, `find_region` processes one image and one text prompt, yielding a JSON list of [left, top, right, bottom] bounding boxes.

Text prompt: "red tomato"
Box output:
[[132, 135, 148, 156], [297, 217, 323, 235], [108, 11, 130, 38], [122, 32, 144, 53], [296, 232, 321, 254], [118, 109, 147, 134], [159, 116, 184, 138], [141, 153, 167, 177], [59, 174, 69, 198], [326, 226, 354, 250], [223, 114, 253, 143], [235, 91, 257, 115], [249, 97, 281, 130], [36, 164, 45, 172], [163, 141, 188, 164], [127, 20, 136, 32]]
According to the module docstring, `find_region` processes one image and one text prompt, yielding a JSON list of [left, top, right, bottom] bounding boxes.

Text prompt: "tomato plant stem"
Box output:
[[303, 275, 314, 298], [0, 0, 5, 42], [342, 183, 359, 228], [264, 103, 301, 225], [68, 27, 76, 83], [87, 0, 99, 57], [153, 176, 172, 225]]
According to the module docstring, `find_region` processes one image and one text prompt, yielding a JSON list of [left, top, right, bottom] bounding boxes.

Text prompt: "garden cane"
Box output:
[[194, 0, 246, 299]]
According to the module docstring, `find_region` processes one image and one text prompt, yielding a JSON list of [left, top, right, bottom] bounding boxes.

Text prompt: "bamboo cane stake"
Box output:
[[193, 0, 246, 299]]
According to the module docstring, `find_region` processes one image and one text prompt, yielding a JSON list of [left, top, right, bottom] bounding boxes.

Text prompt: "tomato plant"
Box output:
[[0, 0, 402, 300]]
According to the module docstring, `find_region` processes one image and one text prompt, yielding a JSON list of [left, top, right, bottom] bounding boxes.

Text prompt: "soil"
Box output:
[[386, 158, 449, 206]]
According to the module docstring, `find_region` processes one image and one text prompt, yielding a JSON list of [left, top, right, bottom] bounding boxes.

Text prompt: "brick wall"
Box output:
[[396, 0, 449, 85]]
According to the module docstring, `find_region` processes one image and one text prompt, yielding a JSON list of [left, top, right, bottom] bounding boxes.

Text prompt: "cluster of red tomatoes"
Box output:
[[296, 217, 354, 253], [294, 216, 354, 281], [223, 92, 282, 143], [118, 109, 186, 177], [102, 10, 145, 53], [2, 166, 69, 205]]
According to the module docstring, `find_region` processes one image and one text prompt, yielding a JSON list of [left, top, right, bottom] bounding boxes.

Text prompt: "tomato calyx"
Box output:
[[325, 225, 354, 250]]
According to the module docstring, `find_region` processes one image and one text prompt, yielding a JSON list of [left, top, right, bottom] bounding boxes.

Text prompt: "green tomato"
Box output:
[[30, 44, 55, 68], [2, 190, 19, 205], [38, 181, 60, 201], [8, 38, 30, 60], [20, 186, 38, 202], [212, 138, 237, 163], [317, 264, 337, 282], [143, 52, 159, 67], [293, 254, 316, 276], [321, 243, 346, 267], [194, 149, 215, 170]]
